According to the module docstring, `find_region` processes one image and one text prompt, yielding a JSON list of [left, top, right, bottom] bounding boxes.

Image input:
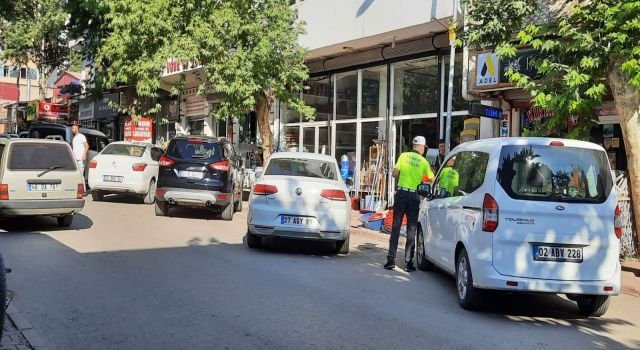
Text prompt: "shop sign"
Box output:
[[184, 95, 209, 117], [161, 58, 202, 77], [79, 99, 94, 121], [469, 102, 503, 119], [522, 107, 555, 130], [94, 92, 120, 119], [38, 102, 68, 120], [500, 111, 510, 137], [476, 53, 499, 87], [26, 100, 38, 121], [500, 50, 544, 83], [124, 117, 153, 143]]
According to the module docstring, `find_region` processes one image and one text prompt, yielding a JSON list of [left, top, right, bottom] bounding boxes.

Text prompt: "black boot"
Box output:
[[405, 261, 416, 272], [384, 257, 396, 270]]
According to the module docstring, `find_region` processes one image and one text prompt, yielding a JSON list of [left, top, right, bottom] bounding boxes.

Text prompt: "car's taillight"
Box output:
[[132, 163, 148, 172], [159, 156, 174, 167], [89, 160, 97, 169], [482, 193, 499, 232], [210, 161, 230, 172], [77, 184, 85, 199], [321, 189, 347, 201], [0, 184, 9, 200], [156, 188, 166, 197], [253, 184, 278, 195], [614, 205, 622, 239], [549, 141, 564, 147]]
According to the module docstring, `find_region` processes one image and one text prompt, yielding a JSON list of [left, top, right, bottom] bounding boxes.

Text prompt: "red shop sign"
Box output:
[[124, 117, 153, 143], [38, 102, 68, 120]]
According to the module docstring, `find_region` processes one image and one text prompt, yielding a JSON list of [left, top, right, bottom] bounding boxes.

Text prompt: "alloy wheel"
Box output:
[[457, 257, 468, 300]]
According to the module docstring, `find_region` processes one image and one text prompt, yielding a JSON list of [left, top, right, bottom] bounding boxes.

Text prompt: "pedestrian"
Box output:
[[72, 122, 89, 177], [433, 139, 446, 172], [385, 136, 434, 271]]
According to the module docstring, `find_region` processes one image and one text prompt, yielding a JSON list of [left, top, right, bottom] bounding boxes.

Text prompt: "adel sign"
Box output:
[[124, 117, 153, 143]]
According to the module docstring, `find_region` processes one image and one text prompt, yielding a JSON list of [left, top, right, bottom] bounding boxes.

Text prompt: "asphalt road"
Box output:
[[0, 195, 639, 350]]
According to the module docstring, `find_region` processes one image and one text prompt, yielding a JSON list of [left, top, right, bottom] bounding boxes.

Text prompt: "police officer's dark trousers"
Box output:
[[387, 189, 420, 263]]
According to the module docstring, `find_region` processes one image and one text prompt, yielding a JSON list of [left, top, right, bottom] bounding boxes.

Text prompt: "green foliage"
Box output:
[[0, 0, 70, 93], [88, 0, 313, 122], [460, 0, 640, 140]]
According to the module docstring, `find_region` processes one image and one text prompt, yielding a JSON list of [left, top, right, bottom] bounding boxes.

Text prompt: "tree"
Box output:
[[459, 0, 640, 243], [0, 0, 70, 100], [84, 0, 313, 161]]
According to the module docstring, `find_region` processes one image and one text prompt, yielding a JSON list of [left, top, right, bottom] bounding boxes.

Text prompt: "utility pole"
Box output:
[[445, 0, 459, 154]]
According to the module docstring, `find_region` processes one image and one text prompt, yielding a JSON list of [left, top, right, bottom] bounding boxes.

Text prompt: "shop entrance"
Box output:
[[300, 124, 331, 154]]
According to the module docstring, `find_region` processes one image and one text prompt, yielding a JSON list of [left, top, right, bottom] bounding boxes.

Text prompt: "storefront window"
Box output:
[[393, 57, 439, 116], [282, 103, 300, 124], [318, 126, 329, 155], [361, 121, 386, 166], [304, 76, 332, 122], [302, 127, 315, 153], [189, 119, 204, 135], [335, 123, 357, 179], [283, 126, 300, 152], [395, 118, 438, 162], [362, 66, 387, 118], [443, 54, 467, 112], [336, 72, 358, 120]]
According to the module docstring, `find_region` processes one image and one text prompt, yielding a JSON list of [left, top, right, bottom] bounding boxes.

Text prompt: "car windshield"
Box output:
[[102, 144, 146, 157], [266, 158, 338, 180], [8, 143, 77, 171], [497, 145, 613, 203], [166, 139, 221, 162]]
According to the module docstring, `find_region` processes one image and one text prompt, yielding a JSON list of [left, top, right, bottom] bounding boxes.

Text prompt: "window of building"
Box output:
[[392, 57, 439, 116], [335, 72, 358, 120], [283, 125, 300, 151], [302, 127, 315, 152], [304, 76, 332, 122], [362, 66, 387, 118], [189, 119, 204, 135], [335, 123, 357, 178]]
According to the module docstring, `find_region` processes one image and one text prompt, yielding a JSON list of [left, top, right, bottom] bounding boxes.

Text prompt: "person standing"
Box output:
[[385, 136, 434, 271], [72, 122, 89, 177], [433, 139, 446, 172]]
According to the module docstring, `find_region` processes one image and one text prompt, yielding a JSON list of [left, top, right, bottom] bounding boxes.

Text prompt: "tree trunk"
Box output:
[[38, 64, 47, 102], [256, 91, 276, 162], [608, 58, 640, 251]]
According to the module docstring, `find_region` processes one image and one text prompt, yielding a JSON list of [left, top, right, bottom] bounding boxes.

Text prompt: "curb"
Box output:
[[5, 302, 46, 350], [621, 262, 640, 277]]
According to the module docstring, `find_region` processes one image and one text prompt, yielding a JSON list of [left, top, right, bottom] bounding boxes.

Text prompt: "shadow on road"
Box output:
[[95, 193, 146, 205], [0, 213, 93, 233], [244, 235, 338, 256]]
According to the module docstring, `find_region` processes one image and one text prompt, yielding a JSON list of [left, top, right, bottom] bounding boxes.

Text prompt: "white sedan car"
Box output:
[[246, 152, 351, 254], [88, 142, 164, 204]]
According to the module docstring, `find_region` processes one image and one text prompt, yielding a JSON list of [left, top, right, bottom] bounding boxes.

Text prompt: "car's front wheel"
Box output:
[[155, 201, 169, 217], [456, 248, 483, 310], [57, 214, 74, 227], [143, 179, 156, 205], [577, 295, 611, 317], [416, 226, 434, 271]]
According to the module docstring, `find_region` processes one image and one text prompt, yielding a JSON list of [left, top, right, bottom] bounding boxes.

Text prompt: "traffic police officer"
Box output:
[[385, 136, 434, 271]]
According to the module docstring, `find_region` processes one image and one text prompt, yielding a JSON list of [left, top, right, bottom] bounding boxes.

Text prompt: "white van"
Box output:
[[0, 139, 85, 226], [416, 137, 620, 317]]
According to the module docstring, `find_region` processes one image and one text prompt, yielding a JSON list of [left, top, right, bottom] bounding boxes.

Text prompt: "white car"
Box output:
[[88, 142, 164, 204], [415, 137, 620, 317], [246, 152, 351, 254]]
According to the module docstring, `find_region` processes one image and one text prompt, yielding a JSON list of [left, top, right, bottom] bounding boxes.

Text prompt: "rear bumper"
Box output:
[[156, 187, 230, 208], [0, 199, 85, 216], [88, 173, 148, 194], [248, 224, 348, 241], [473, 263, 621, 296]]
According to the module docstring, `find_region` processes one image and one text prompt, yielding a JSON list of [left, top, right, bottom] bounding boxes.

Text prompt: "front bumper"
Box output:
[[0, 199, 85, 216], [156, 187, 230, 208], [473, 263, 621, 296]]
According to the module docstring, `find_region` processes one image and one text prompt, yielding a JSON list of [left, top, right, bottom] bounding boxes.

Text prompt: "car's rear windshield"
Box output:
[[102, 144, 146, 157], [266, 158, 338, 180], [166, 139, 221, 162], [497, 145, 613, 203], [8, 143, 77, 171]]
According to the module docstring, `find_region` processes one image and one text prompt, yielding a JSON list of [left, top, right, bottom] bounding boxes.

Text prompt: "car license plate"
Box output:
[[103, 175, 124, 183], [28, 183, 60, 191], [281, 216, 314, 226], [534, 245, 583, 263], [178, 170, 204, 179]]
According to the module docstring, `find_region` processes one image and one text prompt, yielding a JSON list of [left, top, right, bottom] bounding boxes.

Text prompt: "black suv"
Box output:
[[155, 136, 244, 220]]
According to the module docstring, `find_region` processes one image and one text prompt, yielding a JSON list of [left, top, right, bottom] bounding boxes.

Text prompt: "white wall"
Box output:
[[297, 0, 454, 52]]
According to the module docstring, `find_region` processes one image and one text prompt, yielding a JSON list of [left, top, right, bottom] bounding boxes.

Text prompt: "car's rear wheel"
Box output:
[[143, 180, 156, 205], [456, 249, 483, 310], [92, 190, 104, 202], [155, 201, 169, 217], [234, 192, 242, 213], [57, 214, 74, 227], [335, 234, 350, 255], [416, 226, 434, 271], [220, 195, 234, 221], [577, 295, 611, 317], [246, 231, 262, 249]]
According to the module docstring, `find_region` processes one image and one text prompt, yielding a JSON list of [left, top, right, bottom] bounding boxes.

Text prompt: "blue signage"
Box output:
[[469, 103, 503, 120]]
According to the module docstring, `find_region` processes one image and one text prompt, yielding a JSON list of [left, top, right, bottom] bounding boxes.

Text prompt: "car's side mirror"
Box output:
[[417, 182, 432, 199]]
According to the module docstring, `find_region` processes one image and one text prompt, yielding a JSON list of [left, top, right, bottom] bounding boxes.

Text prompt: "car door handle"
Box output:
[[437, 204, 444, 209]]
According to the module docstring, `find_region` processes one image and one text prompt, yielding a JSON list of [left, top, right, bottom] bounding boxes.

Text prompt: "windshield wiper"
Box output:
[[38, 165, 66, 177]]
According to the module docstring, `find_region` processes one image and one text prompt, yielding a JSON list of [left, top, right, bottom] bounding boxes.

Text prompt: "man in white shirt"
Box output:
[[72, 123, 89, 176]]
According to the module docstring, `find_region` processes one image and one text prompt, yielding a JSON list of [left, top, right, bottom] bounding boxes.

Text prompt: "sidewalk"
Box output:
[[2, 293, 33, 350], [350, 211, 640, 297]]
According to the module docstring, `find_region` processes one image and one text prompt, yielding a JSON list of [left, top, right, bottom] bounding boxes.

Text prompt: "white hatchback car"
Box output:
[[246, 152, 351, 254], [88, 142, 164, 204], [415, 137, 620, 317]]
